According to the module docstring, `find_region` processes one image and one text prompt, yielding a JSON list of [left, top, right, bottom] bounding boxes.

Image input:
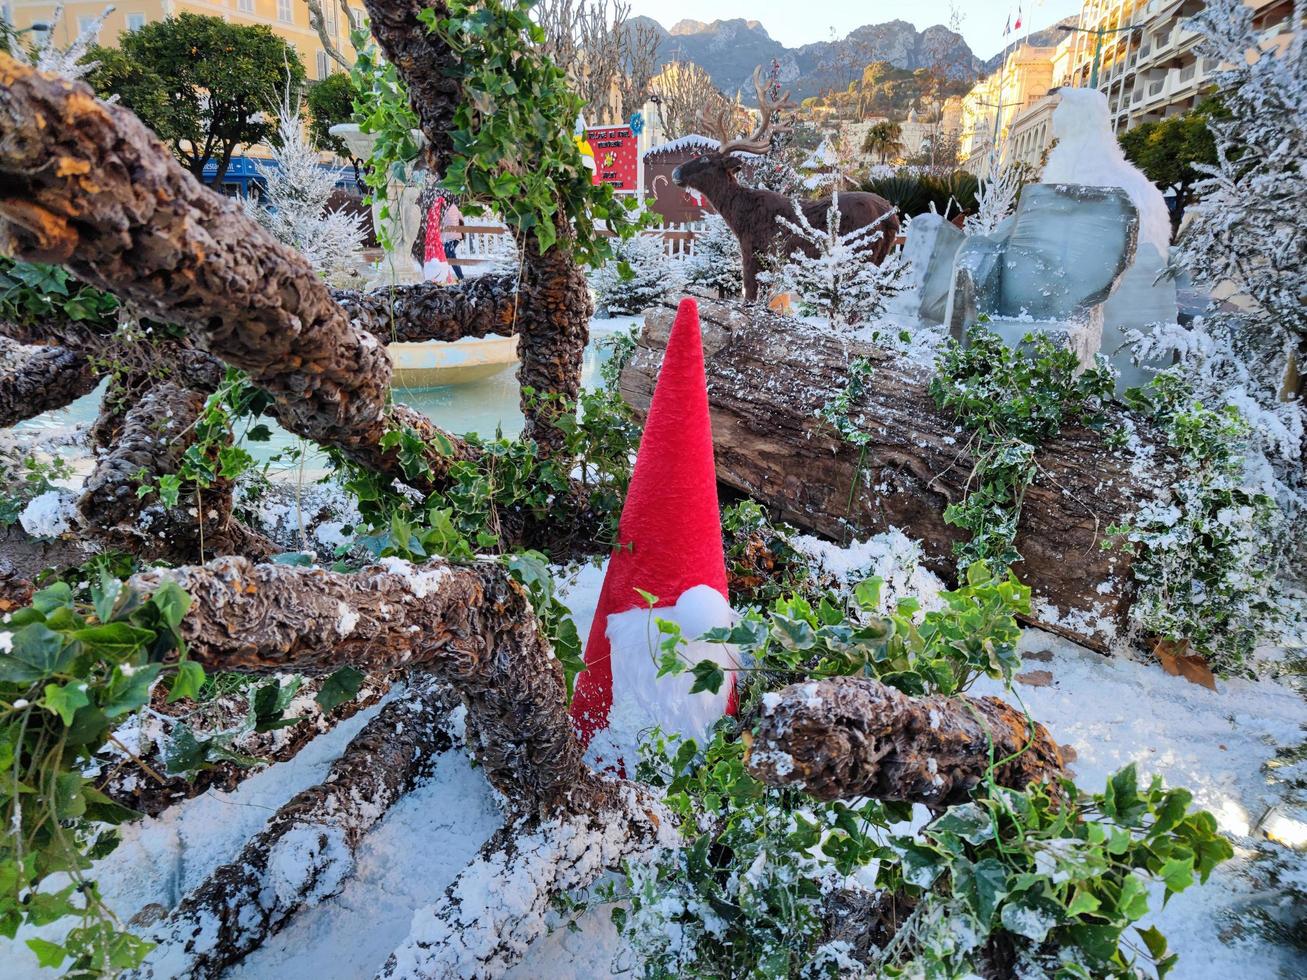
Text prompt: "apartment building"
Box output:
[[958, 42, 1059, 178], [3, 0, 356, 80], [1060, 0, 1296, 133], [959, 0, 1297, 175]]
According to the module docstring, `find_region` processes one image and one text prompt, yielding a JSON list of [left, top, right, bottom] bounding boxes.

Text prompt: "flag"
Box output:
[[1003, 14, 1012, 36], [1014, 5, 1024, 31]]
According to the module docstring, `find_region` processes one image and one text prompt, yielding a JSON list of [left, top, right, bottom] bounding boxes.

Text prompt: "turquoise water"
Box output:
[[19, 337, 619, 475]]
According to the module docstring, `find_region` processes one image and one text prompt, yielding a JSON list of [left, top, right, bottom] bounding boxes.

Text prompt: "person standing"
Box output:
[[442, 197, 465, 281]]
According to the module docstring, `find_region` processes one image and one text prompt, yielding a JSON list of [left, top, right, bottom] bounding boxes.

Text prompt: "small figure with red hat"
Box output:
[[570, 298, 739, 769]]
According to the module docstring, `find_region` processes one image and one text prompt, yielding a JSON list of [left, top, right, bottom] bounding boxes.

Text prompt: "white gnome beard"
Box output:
[[585, 584, 738, 771]]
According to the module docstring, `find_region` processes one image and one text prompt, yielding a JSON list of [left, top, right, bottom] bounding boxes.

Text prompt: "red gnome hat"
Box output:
[[570, 297, 736, 759]]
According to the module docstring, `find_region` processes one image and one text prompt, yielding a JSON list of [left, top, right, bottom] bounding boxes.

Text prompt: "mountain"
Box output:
[[634, 16, 983, 102], [982, 16, 1080, 72]]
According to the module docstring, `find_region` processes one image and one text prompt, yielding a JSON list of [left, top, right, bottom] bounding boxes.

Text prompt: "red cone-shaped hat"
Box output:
[[570, 297, 733, 746]]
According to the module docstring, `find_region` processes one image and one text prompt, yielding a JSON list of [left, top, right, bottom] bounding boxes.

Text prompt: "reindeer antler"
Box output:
[[695, 101, 740, 145], [719, 65, 795, 155]]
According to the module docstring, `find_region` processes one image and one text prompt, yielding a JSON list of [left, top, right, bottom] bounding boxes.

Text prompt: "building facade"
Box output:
[[959, 42, 1058, 178], [959, 0, 1299, 176], [4, 0, 356, 81]]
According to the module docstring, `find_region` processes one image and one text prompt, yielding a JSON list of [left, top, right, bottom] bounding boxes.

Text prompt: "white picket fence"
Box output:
[[451, 220, 708, 266]]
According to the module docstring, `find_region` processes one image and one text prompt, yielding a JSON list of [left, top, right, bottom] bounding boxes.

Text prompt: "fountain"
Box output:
[[329, 123, 426, 288]]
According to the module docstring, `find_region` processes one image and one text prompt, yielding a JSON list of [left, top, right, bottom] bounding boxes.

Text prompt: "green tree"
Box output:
[[86, 13, 305, 185], [306, 71, 359, 158], [1119, 97, 1222, 241], [862, 120, 904, 164]]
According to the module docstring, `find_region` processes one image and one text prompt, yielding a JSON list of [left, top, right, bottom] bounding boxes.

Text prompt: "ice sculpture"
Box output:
[[945, 183, 1138, 369], [1043, 88, 1178, 388], [890, 213, 966, 324]]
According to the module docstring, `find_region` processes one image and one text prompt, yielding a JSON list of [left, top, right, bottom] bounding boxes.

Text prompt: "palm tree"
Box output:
[[862, 120, 905, 165]]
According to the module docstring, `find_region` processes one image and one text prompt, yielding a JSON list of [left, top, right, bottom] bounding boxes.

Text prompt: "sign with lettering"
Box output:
[[586, 125, 639, 191]]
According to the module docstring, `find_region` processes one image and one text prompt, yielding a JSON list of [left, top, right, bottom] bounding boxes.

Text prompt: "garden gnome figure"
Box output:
[[570, 298, 738, 769]]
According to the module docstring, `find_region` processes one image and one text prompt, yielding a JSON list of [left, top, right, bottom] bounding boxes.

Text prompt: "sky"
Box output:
[[627, 0, 1085, 61]]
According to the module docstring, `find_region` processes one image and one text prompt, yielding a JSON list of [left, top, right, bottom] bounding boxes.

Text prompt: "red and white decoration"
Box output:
[[422, 198, 455, 284], [570, 297, 738, 766], [585, 125, 640, 191]]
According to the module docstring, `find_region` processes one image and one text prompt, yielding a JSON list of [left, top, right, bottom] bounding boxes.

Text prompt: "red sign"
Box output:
[[586, 126, 639, 191]]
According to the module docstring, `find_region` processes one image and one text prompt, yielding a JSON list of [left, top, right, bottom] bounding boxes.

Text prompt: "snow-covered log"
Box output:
[[746, 676, 1065, 805], [132, 676, 460, 980], [620, 294, 1176, 652], [97, 672, 391, 817], [0, 54, 476, 491], [379, 785, 676, 980], [131, 556, 589, 814], [0, 340, 98, 425]]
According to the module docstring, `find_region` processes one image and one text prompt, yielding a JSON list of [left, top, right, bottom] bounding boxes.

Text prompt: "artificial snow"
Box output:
[[17, 488, 74, 537], [9, 544, 1306, 979]]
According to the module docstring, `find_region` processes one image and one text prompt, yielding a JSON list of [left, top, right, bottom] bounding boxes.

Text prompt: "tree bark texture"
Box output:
[[0, 55, 472, 491], [0, 339, 98, 426], [356, 0, 458, 174], [380, 786, 676, 980], [131, 675, 459, 980], [514, 221, 593, 454], [130, 556, 589, 816], [332, 275, 521, 345], [745, 676, 1065, 806], [619, 294, 1176, 652], [76, 381, 275, 563]]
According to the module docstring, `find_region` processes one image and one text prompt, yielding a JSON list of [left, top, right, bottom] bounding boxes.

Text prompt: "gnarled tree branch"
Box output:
[[745, 676, 1065, 806], [0, 339, 98, 425], [0, 54, 473, 492], [132, 675, 459, 979], [130, 556, 588, 815]]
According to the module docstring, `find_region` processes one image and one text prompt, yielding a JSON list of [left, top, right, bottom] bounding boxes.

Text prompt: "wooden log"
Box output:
[[619, 294, 1175, 652], [745, 676, 1065, 806]]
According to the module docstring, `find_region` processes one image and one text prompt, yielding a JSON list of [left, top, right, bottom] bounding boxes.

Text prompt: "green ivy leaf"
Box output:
[[167, 661, 206, 703], [688, 659, 725, 695], [40, 682, 90, 726], [25, 937, 66, 969], [315, 666, 366, 712], [0, 623, 72, 682]]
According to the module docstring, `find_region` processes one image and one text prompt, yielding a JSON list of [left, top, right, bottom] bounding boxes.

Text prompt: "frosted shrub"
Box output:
[[764, 192, 909, 331], [589, 233, 682, 316], [963, 159, 1022, 237], [5, 3, 110, 80], [683, 215, 743, 298], [245, 88, 365, 279]]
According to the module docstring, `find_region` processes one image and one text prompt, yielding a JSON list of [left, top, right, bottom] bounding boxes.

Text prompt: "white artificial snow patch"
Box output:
[[18, 489, 74, 537], [265, 825, 353, 908], [376, 556, 452, 598], [586, 585, 738, 771], [791, 528, 945, 616], [335, 602, 359, 637]]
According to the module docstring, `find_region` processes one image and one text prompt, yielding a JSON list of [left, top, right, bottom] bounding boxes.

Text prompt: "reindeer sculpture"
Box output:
[[672, 67, 899, 302]]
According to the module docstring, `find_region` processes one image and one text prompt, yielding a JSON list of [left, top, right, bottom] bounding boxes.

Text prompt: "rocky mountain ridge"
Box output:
[[634, 16, 983, 101]]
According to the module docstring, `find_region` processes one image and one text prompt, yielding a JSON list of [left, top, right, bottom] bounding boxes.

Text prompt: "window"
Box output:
[[77, 14, 97, 33], [316, 50, 329, 80], [325, 0, 337, 33], [126, 12, 146, 30], [277, 0, 292, 23], [237, 0, 253, 12]]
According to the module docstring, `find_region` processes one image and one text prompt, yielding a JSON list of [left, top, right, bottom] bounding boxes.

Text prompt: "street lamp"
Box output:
[[1058, 21, 1143, 89]]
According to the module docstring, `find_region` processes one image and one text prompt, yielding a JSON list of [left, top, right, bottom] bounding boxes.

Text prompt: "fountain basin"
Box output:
[[389, 335, 520, 388]]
